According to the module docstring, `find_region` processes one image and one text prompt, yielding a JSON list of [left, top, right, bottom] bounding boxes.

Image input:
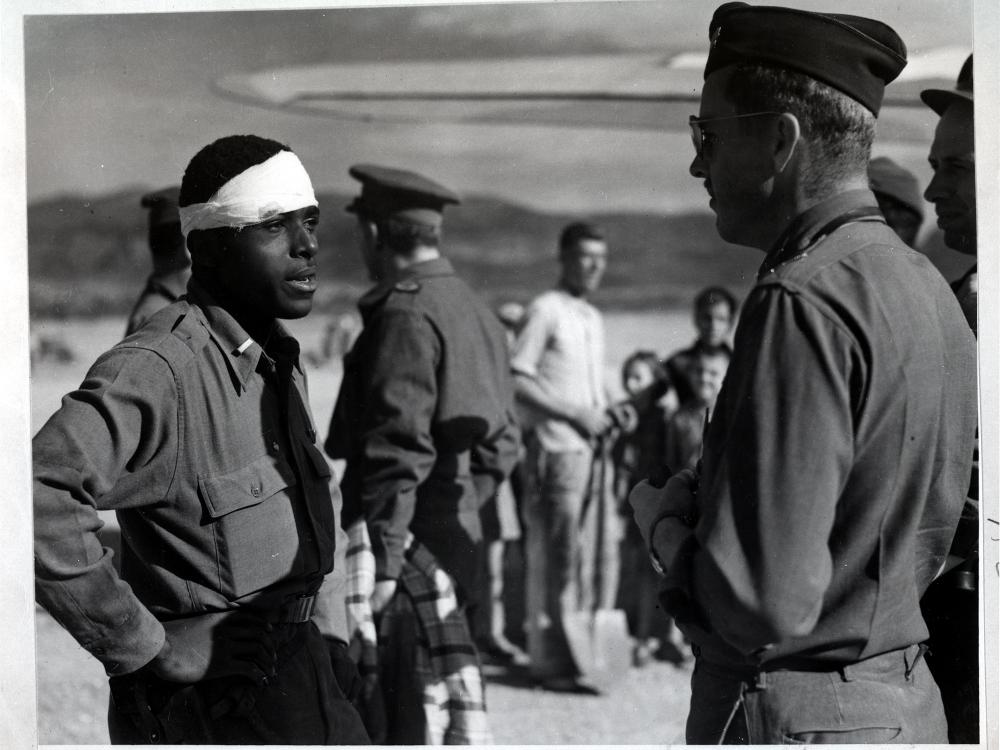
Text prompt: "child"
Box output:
[[665, 345, 731, 472], [665, 286, 737, 408], [612, 351, 672, 667]]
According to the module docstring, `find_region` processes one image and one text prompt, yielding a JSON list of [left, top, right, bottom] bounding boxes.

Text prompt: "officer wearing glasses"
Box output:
[[629, 3, 977, 743]]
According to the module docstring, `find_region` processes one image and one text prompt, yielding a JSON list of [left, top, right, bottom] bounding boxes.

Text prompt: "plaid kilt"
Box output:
[[345, 520, 491, 744]]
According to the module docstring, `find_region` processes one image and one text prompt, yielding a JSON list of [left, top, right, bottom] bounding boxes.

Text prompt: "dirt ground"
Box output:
[[35, 605, 691, 745]]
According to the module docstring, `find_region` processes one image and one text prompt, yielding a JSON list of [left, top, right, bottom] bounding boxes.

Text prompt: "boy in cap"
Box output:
[[325, 164, 519, 742], [124, 186, 191, 336], [629, 3, 977, 743], [920, 53, 979, 743], [868, 156, 924, 247], [33, 134, 369, 744]]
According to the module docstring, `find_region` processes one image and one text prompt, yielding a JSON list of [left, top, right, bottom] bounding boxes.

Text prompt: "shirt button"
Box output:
[[271, 441, 280, 453], [250, 483, 262, 497]]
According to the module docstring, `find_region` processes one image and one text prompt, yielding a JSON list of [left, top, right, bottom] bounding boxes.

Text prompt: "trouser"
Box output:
[[686, 644, 948, 744], [473, 479, 524, 647], [523, 443, 593, 679], [617, 520, 666, 642], [108, 621, 370, 745], [922, 571, 979, 743]]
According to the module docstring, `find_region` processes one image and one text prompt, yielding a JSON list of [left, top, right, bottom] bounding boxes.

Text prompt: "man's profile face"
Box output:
[[217, 204, 320, 321], [925, 101, 976, 255], [689, 68, 777, 248], [695, 300, 733, 347], [560, 238, 608, 296]]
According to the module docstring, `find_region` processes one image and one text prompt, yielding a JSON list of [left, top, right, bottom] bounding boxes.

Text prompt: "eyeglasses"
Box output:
[[688, 112, 783, 160]]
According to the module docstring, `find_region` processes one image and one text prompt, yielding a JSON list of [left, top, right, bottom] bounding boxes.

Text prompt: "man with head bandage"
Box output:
[[33, 134, 370, 744]]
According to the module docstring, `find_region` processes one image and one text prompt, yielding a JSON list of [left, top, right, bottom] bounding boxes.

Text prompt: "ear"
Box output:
[[773, 113, 801, 173], [365, 220, 379, 249], [186, 229, 225, 269]]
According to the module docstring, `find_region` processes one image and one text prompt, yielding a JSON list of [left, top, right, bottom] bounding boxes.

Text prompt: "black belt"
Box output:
[[695, 643, 928, 683]]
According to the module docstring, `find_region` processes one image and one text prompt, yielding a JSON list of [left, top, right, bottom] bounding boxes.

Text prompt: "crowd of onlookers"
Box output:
[[472, 283, 736, 682]]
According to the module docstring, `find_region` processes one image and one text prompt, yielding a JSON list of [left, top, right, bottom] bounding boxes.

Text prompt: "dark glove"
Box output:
[[326, 637, 362, 704]]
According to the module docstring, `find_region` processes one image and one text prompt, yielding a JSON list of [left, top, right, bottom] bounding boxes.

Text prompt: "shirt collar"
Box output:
[[186, 278, 301, 391], [357, 257, 455, 319], [758, 189, 882, 279], [396, 256, 454, 282]]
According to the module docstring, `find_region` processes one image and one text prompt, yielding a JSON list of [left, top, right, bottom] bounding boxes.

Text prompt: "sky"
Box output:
[[16, 0, 976, 214]]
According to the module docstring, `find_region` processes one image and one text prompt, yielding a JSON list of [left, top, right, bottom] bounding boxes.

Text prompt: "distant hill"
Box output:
[[28, 188, 765, 318], [33, 187, 976, 319]]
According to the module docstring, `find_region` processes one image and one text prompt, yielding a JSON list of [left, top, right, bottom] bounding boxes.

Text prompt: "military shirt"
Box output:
[[662, 190, 978, 668], [34, 279, 337, 675], [325, 257, 519, 590]]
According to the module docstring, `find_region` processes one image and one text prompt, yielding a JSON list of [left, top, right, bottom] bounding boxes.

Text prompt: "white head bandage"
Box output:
[[178, 149, 317, 238]]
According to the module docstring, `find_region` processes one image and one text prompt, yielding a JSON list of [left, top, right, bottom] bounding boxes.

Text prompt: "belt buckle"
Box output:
[[283, 593, 317, 623]]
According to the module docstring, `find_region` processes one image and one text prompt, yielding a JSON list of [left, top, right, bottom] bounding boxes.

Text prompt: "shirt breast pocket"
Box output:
[[198, 454, 304, 600]]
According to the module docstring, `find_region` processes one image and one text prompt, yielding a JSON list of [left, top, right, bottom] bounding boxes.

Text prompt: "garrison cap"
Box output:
[[921, 54, 973, 115], [705, 3, 907, 115], [140, 186, 181, 228], [346, 164, 460, 228], [868, 157, 924, 220]]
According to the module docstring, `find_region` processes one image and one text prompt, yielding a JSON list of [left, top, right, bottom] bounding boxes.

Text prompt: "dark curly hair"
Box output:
[[179, 134, 291, 207]]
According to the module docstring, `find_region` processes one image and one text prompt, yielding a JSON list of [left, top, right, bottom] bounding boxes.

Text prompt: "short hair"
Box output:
[[179, 134, 290, 207], [694, 286, 738, 317], [724, 63, 876, 199], [558, 221, 605, 258], [621, 349, 666, 385], [376, 217, 441, 256]]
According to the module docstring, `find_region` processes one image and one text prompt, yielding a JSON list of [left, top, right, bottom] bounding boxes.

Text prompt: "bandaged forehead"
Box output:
[[179, 150, 317, 238]]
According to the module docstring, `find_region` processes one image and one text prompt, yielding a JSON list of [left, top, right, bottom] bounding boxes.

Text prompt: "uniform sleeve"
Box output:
[[33, 346, 177, 675], [665, 287, 854, 654], [470, 408, 521, 505], [509, 298, 552, 378], [355, 309, 439, 581]]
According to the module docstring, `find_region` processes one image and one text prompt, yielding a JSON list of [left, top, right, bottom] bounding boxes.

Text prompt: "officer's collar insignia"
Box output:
[[394, 279, 421, 293]]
